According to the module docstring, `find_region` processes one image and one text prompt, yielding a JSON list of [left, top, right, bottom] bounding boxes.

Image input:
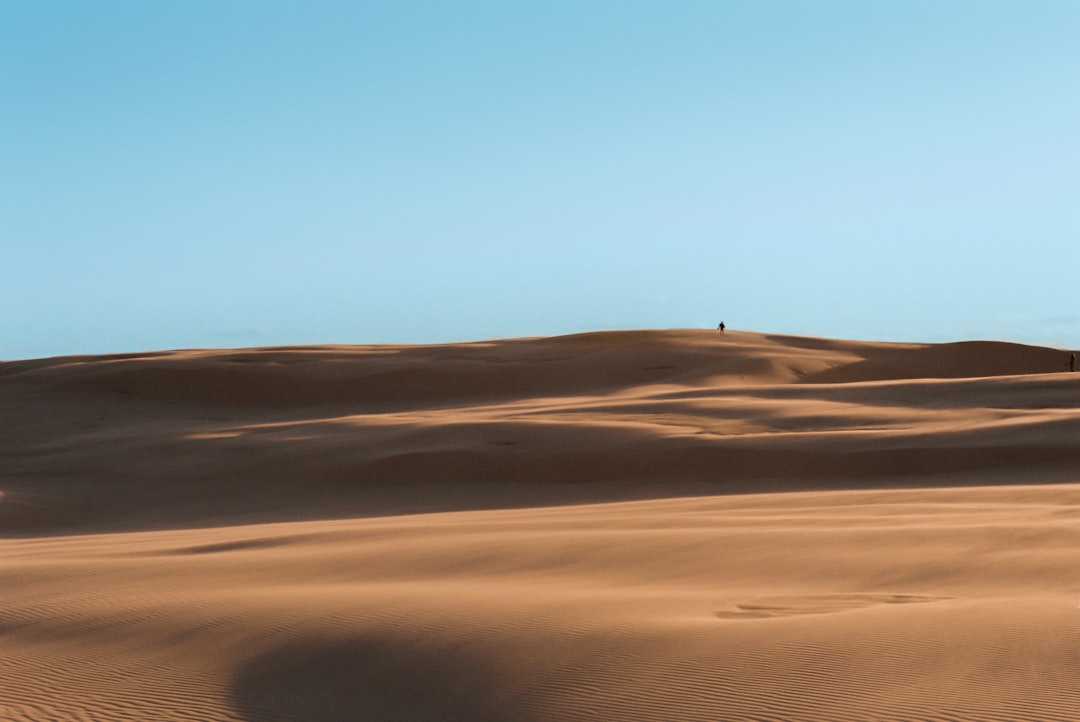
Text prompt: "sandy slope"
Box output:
[[2, 329, 1079, 721]]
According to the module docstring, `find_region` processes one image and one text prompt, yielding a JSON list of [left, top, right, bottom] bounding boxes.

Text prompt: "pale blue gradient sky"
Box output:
[[3, 1, 1078, 359]]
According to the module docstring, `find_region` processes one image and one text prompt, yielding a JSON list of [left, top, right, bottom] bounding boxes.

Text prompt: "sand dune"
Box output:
[[2, 329, 1079, 720]]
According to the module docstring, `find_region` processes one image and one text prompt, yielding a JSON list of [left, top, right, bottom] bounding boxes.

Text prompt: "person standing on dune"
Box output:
[[717, 321, 726, 334], [1071, 352, 1076, 372]]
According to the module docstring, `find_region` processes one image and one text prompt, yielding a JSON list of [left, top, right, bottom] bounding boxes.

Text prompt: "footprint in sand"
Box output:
[[715, 593, 951, 620]]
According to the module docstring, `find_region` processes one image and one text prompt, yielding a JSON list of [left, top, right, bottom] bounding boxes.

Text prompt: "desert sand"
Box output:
[[2, 329, 1080, 721]]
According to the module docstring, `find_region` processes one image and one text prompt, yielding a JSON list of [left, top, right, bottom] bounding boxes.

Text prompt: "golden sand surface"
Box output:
[[2, 330, 1079, 721]]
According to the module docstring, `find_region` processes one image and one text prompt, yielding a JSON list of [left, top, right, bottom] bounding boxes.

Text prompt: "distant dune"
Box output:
[[2, 329, 1079, 720]]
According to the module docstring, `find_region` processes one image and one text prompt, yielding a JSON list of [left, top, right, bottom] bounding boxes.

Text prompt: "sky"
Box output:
[[3, 0, 1078, 359]]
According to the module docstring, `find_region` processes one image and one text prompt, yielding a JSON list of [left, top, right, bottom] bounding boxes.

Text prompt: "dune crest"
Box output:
[[2, 329, 1079, 720], [2, 330, 1076, 534]]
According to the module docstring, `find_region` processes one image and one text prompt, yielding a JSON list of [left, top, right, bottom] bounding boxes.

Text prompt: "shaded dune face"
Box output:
[[2, 330, 1080, 721], [1, 330, 1077, 534]]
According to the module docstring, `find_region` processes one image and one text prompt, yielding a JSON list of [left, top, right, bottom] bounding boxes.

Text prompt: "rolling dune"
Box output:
[[2, 330, 1079, 720]]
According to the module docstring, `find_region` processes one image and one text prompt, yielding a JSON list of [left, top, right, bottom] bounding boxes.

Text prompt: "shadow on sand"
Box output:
[[229, 636, 523, 722]]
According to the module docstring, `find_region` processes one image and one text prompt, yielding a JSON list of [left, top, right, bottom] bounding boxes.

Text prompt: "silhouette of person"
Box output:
[[1071, 352, 1076, 372], [718, 321, 726, 335]]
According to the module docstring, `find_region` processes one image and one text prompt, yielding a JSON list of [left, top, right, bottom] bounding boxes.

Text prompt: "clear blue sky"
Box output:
[[3, 1, 1078, 359]]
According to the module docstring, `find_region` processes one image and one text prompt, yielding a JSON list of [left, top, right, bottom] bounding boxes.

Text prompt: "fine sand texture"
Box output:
[[2, 329, 1079, 721]]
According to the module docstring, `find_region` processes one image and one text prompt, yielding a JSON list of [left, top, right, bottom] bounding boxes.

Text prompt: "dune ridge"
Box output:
[[2, 330, 1077, 535], [2, 329, 1079, 720]]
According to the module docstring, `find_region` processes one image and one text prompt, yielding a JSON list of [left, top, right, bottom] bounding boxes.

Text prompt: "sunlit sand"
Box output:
[[2, 329, 1079, 721]]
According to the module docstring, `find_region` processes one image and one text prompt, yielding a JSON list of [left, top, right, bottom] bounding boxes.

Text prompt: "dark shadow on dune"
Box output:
[[786, 339, 1072, 384], [230, 636, 525, 722], [4, 408, 1080, 537]]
